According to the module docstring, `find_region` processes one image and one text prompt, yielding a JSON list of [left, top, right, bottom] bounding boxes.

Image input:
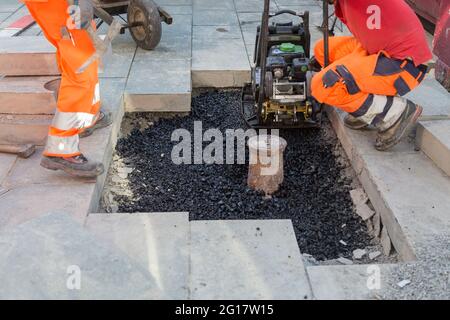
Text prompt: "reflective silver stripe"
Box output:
[[45, 135, 79, 155], [92, 82, 100, 105], [52, 110, 96, 131], [358, 95, 387, 125], [378, 97, 407, 131]]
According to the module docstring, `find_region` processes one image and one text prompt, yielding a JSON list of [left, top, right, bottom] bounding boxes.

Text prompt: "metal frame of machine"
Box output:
[[93, 0, 172, 50], [242, 0, 331, 129]]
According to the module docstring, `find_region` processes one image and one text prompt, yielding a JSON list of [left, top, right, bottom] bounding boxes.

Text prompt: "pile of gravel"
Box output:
[[115, 89, 372, 260]]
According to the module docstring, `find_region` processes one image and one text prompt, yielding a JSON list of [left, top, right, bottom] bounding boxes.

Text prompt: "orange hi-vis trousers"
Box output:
[[311, 36, 428, 129], [24, 0, 101, 157]]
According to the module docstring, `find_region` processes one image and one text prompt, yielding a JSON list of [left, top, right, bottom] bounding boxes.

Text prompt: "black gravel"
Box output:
[[115, 89, 372, 260]]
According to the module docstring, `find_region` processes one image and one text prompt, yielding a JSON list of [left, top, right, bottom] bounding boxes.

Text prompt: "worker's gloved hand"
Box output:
[[67, 0, 94, 30]]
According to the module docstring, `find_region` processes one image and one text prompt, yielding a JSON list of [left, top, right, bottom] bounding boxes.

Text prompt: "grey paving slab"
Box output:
[[194, 9, 239, 26], [159, 0, 192, 6], [192, 26, 250, 87], [0, 212, 165, 299], [0, 36, 59, 76], [86, 212, 190, 299], [18, 23, 41, 36], [193, 0, 234, 10], [125, 58, 191, 112], [405, 72, 450, 119], [0, 154, 16, 185], [0, 5, 29, 29], [0, 183, 94, 230], [79, 77, 126, 214], [234, 0, 278, 13], [124, 14, 192, 112], [0, 0, 23, 13], [327, 107, 450, 262], [190, 220, 312, 300], [100, 32, 137, 79], [417, 120, 450, 177], [3, 147, 85, 189], [159, 13, 193, 36], [194, 23, 243, 39], [307, 264, 395, 300], [363, 152, 450, 248], [0, 12, 11, 24], [275, 0, 319, 6], [193, 37, 249, 70], [161, 5, 193, 15]]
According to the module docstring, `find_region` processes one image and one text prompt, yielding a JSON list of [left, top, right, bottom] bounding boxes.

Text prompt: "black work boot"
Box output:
[[344, 114, 369, 130], [375, 101, 423, 151], [40, 154, 104, 178], [79, 110, 112, 138]]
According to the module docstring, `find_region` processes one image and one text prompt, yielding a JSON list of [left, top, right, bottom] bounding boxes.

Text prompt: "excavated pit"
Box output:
[[105, 89, 385, 261]]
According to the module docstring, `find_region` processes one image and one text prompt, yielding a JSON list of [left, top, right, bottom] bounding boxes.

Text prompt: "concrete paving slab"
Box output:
[[0, 13, 11, 24], [86, 212, 190, 299], [80, 77, 126, 214], [193, 26, 250, 87], [0, 183, 94, 230], [18, 23, 41, 36], [134, 34, 191, 60], [3, 147, 85, 189], [193, 24, 243, 39], [0, 212, 165, 299], [0, 76, 58, 114], [0, 6, 31, 31], [190, 219, 312, 300], [160, 0, 192, 6], [124, 14, 192, 112], [0, 36, 59, 76], [161, 5, 193, 15], [364, 152, 450, 246], [0, 1, 23, 13], [0, 153, 16, 185], [194, 9, 239, 26], [328, 108, 419, 158], [405, 73, 450, 119], [193, 0, 234, 10], [0, 114, 51, 146], [327, 107, 450, 261], [241, 28, 257, 47], [99, 33, 136, 79], [307, 264, 395, 300], [125, 58, 191, 112], [235, 0, 278, 13], [276, 0, 320, 6], [416, 120, 450, 177]]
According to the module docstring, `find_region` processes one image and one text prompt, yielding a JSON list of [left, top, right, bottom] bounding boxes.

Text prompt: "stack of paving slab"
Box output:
[[0, 36, 59, 146]]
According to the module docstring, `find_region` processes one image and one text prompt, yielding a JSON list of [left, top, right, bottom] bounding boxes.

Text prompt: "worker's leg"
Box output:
[[313, 36, 362, 67], [311, 50, 426, 150], [24, 0, 104, 176]]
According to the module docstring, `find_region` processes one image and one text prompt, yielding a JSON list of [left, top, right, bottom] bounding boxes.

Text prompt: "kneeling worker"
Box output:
[[22, 0, 111, 177], [312, 0, 432, 151]]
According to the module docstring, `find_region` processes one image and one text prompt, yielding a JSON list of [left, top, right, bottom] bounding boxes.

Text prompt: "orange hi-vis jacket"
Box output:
[[23, 0, 100, 157]]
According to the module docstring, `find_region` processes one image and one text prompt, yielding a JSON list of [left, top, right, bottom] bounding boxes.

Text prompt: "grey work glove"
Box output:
[[67, 0, 94, 30]]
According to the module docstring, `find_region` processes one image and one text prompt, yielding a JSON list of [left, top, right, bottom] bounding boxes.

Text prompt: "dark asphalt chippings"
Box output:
[[115, 89, 372, 260]]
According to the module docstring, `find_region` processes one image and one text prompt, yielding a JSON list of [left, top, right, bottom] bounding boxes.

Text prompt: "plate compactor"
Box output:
[[242, 0, 331, 129]]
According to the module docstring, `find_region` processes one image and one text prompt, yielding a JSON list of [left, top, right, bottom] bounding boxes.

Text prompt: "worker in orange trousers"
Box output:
[[311, 0, 432, 151], [23, 0, 111, 177]]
